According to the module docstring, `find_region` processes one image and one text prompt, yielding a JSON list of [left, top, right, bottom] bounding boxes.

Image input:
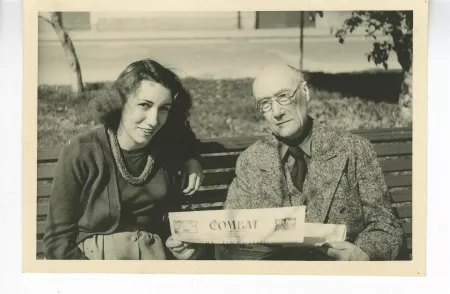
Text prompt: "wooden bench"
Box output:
[[36, 127, 413, 260]]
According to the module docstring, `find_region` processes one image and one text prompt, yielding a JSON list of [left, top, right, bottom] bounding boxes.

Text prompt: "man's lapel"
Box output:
[[255, 135, 290, 208], [303, 124, 348, 223]]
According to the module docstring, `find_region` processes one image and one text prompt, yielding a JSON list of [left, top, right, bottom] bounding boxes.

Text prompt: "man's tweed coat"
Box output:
[[223, 122, 404, 260]]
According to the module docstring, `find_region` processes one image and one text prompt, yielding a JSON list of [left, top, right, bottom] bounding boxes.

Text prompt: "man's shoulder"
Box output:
[[313, 126, 374, 161], [240, 135, 277, 155], [315, 124, 374, 155], [235, 135, 277, 166]]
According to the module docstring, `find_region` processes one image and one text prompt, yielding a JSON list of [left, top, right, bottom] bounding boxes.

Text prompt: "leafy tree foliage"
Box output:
[[333, 11, 413, 113]]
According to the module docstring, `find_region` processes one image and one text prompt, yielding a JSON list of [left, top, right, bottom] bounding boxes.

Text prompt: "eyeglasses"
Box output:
[[255, 82, 303, 113]]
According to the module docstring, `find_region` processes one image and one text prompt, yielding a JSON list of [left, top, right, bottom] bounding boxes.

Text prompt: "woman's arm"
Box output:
[[43, 141, 88, 260], [175, 121, 202, 165], [159, 121, 203, 194], [179, 122, 204, 194]]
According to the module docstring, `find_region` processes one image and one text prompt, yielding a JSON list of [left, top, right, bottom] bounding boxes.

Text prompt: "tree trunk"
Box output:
[[394, 43, 412, 120], [391, 18, 413, 119], [299, 11, 305, 71], [398, 68, 413, 120], [40, 12, 84, 96], [237, 11, 241, 29]]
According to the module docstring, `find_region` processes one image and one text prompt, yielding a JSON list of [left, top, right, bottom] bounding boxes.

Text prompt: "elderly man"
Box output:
[[217, 64, 403, 261]]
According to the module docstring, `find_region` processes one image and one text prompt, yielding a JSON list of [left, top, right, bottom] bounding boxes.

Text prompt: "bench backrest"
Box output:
[[36, 127, 412, 260]]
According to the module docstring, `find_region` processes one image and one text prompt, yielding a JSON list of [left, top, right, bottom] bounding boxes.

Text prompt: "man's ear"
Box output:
[[302, 81, 310, 102]]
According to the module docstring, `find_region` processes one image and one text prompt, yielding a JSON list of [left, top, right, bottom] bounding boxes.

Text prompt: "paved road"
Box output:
[[38, 38, 401, 85]]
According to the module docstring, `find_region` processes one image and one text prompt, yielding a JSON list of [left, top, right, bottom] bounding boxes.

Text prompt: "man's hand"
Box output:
[[182, 158, 204, 195], [166, 236, 205, 260], [324, 241, 370, 261]]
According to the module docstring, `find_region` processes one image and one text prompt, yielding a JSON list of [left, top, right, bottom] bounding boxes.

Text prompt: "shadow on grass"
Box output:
[[39, 69, 404, 105], [305, 69, 403, 104]]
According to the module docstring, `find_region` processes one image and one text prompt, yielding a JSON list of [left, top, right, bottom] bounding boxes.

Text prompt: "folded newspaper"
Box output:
[[168, 206, 346, 246], [276, 223, 347, 247]]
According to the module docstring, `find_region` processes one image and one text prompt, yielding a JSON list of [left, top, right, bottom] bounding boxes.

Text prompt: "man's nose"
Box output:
[[271, 101, 284, 119]]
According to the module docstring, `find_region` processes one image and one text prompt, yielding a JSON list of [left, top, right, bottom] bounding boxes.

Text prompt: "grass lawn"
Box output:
[[38, 77, 412, 148]]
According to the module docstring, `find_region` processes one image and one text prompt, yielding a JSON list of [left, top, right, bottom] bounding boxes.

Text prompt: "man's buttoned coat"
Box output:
[[223, 123, 404, 260]]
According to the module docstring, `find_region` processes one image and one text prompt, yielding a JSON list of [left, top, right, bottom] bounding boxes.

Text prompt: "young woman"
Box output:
[[43, 59, 205, 260]]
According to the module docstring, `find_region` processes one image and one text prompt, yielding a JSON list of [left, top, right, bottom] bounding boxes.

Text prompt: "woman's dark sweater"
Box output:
[[43, 126, 196, 260], [117, 148, 169, 233]]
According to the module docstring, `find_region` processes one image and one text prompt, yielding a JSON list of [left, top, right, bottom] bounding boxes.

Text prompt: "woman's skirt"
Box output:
[[78, 229, 166, 260]]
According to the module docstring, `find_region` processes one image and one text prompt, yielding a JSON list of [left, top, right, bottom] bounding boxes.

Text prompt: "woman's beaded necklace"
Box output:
[[107, 128, 154, 185]]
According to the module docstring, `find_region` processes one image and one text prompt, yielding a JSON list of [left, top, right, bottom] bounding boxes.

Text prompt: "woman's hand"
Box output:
[[181, 158, 204, 195], [166, 236, 205, 260]]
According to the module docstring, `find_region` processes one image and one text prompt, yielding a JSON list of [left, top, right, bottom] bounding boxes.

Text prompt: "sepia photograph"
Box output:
[[23, 0, 428, 275]]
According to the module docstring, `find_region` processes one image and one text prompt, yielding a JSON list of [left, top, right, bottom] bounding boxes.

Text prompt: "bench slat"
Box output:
[[37, 221, 46, 237], [37, 129, 412, 161], [37, 202, 49, 216], [38, 164, 412, 185], [202, 170, 235, 186], [199, 149, 411, 171], [184, 204, 224, 211], [37, 147, 61, 164], [202, 170, 412, 189], [183, 188, 228, 205], [39, 184, 231, 203], [38, 184, 52, 197], [37, 165, 56, 181], [37, 175, 412, 203], [185, 189, 413, 207], [37, 240, 43, 254], [196, 130, 411, 154], [379, 159, 412, 173], [37, 170, 412, 191], [187, 189, 413, 206], [358, 132, 412, 143], [198, 136, 262, 154], [37, 159, 412, 182], [394, 205, 412, 219], [373, 143, 412, 157], [38, 183, 230, 203], [402, 222, 412, 235], [352, 127, 412, 135], [391, 190, 412, 203], [37, 182, 413, 204], [36, 142, 412, 171], [385, 174, 412, 188], [201, 154, 239, 170]]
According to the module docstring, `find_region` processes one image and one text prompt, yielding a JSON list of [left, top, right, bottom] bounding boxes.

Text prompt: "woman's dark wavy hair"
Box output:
[[93, 59, 192, 147]]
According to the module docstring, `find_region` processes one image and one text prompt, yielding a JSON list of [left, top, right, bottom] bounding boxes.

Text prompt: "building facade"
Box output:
[[39, 11, 353, 33]]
